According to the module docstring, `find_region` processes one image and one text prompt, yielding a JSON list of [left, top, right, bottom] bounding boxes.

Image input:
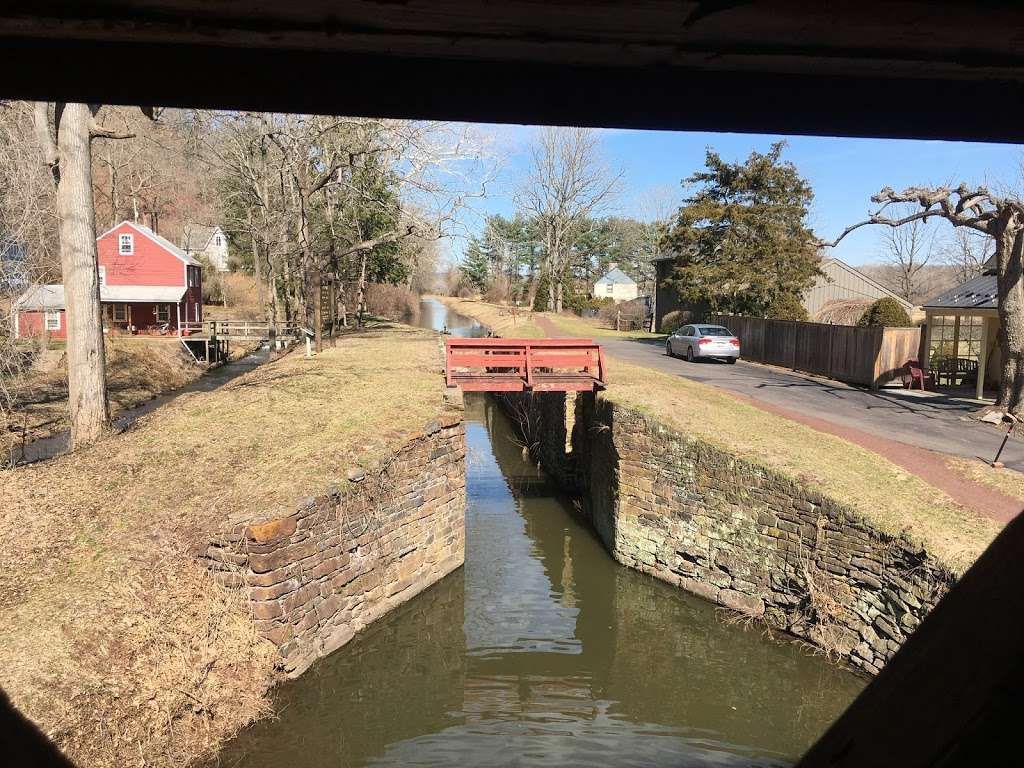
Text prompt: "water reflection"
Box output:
[[218, 395, 863, 768], [416, 297, 487, 337]]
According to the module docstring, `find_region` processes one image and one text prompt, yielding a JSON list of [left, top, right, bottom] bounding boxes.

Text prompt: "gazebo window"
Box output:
[[928, 315, 956, 362]]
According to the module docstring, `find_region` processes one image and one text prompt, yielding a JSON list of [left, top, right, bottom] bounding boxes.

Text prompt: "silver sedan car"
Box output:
[[666, 324, 740, 363]]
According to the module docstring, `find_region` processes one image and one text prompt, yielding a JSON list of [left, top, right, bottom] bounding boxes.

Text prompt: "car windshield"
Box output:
[[699, 326, 732, 336]]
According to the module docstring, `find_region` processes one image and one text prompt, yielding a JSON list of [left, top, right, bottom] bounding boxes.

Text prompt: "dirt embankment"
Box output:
[[2, 339, 204, 459], [0, 322, 449, 768]]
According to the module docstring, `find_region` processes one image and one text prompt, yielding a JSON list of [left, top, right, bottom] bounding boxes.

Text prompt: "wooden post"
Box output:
[[329, 279, 338, 347], [977, 315, 989, 400]]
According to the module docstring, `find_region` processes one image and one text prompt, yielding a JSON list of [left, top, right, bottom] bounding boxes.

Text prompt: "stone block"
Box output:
[[719, 589, 765, 617], [248, 540, 318, 573], [246, 515, 298, 545]]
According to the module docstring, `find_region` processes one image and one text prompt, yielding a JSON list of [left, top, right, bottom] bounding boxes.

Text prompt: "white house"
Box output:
[[181, 224, 230, 271], [593, 263, 638, 303]]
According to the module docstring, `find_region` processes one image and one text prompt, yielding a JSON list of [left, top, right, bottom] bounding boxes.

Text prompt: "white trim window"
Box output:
[[112, 303, 128, 322], [214, 235, 222, 247], [118, 233, 134, 255], [44, 311, 61, 331], [155, 304, 171, 323], [98, 265, 106, 286]]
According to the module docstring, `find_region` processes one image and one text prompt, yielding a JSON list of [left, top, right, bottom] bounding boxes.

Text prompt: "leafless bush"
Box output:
[[364, 282, 419, 322], [484, 274, 510, 303], [660, 310, 690, 334], [220, 273, 262, 319], [597, 297, 646, 330]]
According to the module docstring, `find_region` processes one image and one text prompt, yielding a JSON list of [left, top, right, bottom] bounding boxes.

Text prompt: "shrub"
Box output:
[[598, 298, 647, 330], [220, 273, 262, 320], [562, 288, 588, 314], [766, 293, 808, 322], [364, 282, 419, 322], [660, 310, 687, 334], [858, 296, 912, 328], [484, 275, 509, 303]]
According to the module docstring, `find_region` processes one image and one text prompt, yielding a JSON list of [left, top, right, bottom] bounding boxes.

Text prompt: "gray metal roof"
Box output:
[[16, 283, 186, 310], [922, 272, 998, 310], [595, 267, 636, 286]]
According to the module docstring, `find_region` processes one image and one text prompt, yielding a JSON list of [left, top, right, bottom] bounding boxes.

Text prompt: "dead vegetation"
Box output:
[[0, 322, 448, 768], [1, 338, 203, 461]]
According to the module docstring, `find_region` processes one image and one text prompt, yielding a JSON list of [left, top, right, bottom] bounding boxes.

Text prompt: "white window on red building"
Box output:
[[45, 311, 61, 331], [155, 304, 171, 323], [119, 233, 134, 255], [112, 303, 127, 322]]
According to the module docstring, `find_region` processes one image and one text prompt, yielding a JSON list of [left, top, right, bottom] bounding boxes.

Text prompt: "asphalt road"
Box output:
[[601, 336, 1024, 473]]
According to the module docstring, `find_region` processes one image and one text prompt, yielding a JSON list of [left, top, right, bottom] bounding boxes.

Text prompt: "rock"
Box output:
[[246, 516, 297, 545], [346, 467, 366, 483], [979, 410, 1005, 424], [719, 589, 766, 617]]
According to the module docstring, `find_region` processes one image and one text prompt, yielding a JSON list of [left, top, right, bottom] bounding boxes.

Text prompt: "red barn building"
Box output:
[[14, 221, 202, 340]]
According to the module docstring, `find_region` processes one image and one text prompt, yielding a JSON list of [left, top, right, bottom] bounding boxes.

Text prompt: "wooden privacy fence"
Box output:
[[708, 314, 921, 388]]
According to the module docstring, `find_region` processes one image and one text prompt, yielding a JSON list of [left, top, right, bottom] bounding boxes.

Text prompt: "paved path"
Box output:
[[534, 315, 1023, 522]]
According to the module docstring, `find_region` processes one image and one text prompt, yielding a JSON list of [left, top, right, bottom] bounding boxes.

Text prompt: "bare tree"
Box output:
[[877, 204, 936, 304], [940, 226, 994, 284], [516, 127, 622, 312], [822, 185, 1024, 413], [32, 102, 156, 447]]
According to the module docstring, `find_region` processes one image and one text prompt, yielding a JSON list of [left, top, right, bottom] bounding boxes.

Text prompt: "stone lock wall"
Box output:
[[201, 414, 466, 677], [500, 392, 956, 675]]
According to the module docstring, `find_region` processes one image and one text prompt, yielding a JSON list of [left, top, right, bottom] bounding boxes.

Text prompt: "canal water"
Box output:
[[217, 301, 865, 768], [418, 297, 488, 338]]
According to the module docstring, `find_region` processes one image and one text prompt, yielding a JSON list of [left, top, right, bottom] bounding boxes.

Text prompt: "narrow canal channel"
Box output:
[[217, 301, 865, 767]]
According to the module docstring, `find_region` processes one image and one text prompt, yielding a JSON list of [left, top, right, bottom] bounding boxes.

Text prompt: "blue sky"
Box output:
[[463, 125, 1020, 267]]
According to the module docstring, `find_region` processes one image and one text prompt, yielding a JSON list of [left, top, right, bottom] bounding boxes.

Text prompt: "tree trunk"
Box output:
[[57, 104, 110, 448], [996, 214, 1024, 413], [356, 251, 369, 328], [314, 273, 323, 353]]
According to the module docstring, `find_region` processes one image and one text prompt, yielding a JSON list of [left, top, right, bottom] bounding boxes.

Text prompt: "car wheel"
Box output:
[[686, 346, 695, 362], [726, 357, 737, 364], [666, 341, 674, 358]]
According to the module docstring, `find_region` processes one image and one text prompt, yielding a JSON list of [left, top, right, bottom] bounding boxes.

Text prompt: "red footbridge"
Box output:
[[444, 338, 607, 392]]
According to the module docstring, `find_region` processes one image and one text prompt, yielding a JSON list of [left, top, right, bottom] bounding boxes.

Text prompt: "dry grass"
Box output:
[[601, 359, 1002, 574], [2, 338, 204, 458], [543, 311, 663, 340], [947, 456, 1024, 504], [0, 322, 449, 768], [429, 296, 545, 338]]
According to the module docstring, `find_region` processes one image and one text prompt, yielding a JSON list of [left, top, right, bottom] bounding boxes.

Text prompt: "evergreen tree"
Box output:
[[460, 236, 491, 292], [662, 141, 821, 316], [766, 292, 808, 321]]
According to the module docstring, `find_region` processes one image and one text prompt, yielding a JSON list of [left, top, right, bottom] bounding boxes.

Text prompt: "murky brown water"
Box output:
[[217, 386, 865, 768]]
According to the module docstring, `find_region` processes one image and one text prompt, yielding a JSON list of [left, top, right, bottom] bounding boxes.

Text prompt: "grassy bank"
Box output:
[[601, 360, 1002, 574], [428, 296, 545, 338], [2, 338, 205, 459], [542, 311, 663, 340], [0, 322, 449, 768]]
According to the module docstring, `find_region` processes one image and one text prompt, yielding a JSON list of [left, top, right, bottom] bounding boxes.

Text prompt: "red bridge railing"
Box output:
[[445, 338, 606, 392]]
